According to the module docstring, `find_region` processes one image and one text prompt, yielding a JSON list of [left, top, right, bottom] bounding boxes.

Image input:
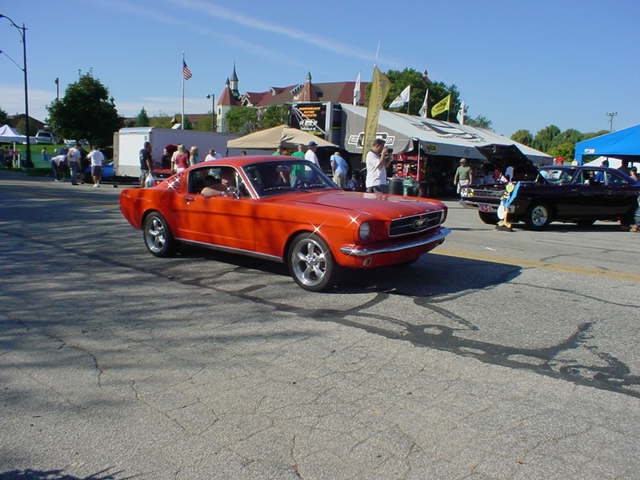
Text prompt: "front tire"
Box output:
[[478, 211, 499, 225], [288, 233, 336, 292], [143, 212, 176, 257], [525, 203, 552, 229]]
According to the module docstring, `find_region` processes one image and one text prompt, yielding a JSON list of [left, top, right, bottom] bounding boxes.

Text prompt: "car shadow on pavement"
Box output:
[[0, 468, 129, 480]]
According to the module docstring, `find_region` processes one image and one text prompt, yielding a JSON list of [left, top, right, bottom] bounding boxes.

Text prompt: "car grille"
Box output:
[[464, 188, 504, 198], [389, 211, 443, 237]]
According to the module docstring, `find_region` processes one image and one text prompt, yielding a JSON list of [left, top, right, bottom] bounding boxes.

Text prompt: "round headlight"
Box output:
[[358, 222, 371, 240]]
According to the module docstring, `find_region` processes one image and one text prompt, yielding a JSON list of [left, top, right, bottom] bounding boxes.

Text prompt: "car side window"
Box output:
[[580, 169, 603, 186], [605, 171, 629, 186]]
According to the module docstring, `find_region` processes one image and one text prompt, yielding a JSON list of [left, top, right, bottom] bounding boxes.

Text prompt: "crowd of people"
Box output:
[[45, 143, 105, 187]]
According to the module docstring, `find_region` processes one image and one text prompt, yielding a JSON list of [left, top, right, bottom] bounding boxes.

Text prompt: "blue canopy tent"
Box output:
[[575, 124, 640, 164]]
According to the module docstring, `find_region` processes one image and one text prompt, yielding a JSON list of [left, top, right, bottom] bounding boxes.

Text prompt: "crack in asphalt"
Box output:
[[2, 227, 640, 399]]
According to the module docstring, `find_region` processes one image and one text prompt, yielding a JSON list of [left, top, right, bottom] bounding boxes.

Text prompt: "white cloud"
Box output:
[[164, 0, 401, 68]]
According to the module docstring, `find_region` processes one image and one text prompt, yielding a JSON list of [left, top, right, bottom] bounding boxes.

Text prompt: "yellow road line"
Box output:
[[434, 248, 640, 282]]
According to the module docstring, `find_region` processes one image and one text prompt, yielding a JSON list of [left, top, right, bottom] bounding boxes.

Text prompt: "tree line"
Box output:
[[510, 126, 609, 159]]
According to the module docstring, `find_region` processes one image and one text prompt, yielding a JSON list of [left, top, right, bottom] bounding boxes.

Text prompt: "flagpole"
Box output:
[[181, 52, 185, 130]]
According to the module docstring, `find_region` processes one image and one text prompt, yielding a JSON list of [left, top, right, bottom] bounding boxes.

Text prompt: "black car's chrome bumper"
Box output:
[[340, 227, 451, 257]]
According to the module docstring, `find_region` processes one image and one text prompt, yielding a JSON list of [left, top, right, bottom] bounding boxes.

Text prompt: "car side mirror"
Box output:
[[225, 186, 240, 199]]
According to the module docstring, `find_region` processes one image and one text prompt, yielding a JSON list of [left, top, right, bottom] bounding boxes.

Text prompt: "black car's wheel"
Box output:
[[525, 203, 552, 229], [288, 233, 336, 292], [478, 211, 499, 225], [143, 212, 176, 257]]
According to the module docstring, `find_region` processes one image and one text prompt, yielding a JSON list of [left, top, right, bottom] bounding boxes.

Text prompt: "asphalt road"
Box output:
[[1, 172, 639, 480]]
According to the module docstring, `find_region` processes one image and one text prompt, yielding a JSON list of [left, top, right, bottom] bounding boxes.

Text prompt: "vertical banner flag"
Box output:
[[457, 101, 466, 125], [361, 66, 391, 165], [418, 89, 429, 118], [389, 85, 410, 108], [353, 72, 361, 106], [431, 94, 451, 117], [182, 61, 193, 80]]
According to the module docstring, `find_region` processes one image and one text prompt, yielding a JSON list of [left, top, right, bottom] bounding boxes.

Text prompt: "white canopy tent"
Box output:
[[340, 104, 552, 165], [0, 124, 27, 143]]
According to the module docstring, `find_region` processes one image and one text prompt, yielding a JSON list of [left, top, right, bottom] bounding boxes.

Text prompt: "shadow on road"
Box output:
[[0, 468, 130, 480]]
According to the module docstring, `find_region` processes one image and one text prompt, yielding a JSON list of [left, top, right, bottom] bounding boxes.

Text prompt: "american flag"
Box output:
[[182, 61, 192, 80]]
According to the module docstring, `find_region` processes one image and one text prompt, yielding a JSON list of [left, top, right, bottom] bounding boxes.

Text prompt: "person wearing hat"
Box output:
[[453, 158, 473, 196], [304, 141, 319, 167]]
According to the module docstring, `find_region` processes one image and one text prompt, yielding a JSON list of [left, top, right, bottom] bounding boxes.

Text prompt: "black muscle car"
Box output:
[[460, 145, 640, 229]]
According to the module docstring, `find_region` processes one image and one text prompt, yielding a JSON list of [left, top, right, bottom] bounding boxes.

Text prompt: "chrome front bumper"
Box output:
[[340, 227, 451, 257]]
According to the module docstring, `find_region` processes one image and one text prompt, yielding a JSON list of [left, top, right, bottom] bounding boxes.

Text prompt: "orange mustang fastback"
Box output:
[[119, 156, 450, 291]]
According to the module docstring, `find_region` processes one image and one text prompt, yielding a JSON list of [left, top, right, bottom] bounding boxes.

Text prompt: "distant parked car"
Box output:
[[35, 130, 56, 144]]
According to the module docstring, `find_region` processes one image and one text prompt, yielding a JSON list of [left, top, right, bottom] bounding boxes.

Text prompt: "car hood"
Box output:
[[476, 144, 539, 181], [286, 190, 445, 219]]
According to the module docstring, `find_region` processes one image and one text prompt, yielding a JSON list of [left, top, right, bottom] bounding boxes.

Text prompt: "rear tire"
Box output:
[[288, 233, 336, 292], [143, 212, 176, 257], [525, 203, 552, 229], [478, 211, 499, 225]]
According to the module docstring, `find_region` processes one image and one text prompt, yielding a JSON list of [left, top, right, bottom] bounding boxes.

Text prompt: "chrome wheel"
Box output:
[[143, 213, 175, 257], [527, 203, 551, 228], [289, 234, 335, 291]]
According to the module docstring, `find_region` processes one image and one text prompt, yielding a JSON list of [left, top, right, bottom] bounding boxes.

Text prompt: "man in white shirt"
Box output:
[[67, 144, 81, 185], [330, 150, 348, 188], [87, 146, 105, 187], [304, 141, 319, 167], [365, 138, 391, 193]]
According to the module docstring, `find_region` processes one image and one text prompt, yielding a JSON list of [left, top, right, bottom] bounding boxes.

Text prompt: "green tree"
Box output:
[[135, 108, 150, 127], [149, 115, 173, 128], [0, 107, 7, 125], [465, 115, 492, 130], [46, 73, 121, 146], [581, 130, 609, 141], [532, 125, 561, 152], [373, 68, 462, 121], [550, 128, 582, 150], [192, 115, 214, 131], [548, 142, 575, 160], [225, 107, 258, 134], [259, 105, 289, 129], [511, 129, 534, 146], [182, 115, 193, 130]]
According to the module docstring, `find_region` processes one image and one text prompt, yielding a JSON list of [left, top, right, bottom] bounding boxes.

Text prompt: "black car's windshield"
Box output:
[[243, 160, 337, 197], [538, 168, 577, 185]]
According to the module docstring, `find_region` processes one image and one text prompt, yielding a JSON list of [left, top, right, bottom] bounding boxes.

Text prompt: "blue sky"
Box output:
[[1, 0, 638, 137]]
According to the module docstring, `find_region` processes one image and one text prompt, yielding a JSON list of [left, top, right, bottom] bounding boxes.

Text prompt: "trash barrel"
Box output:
[[389, 177, 403, 195]]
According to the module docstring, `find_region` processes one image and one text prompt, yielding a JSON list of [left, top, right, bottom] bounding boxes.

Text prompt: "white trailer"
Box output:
[[113, 127, 240, 177]]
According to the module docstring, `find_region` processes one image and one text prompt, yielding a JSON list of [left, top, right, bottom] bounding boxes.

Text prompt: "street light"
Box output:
[[0, 14, 32, 168], [206, 93, 216, 131], [606, 112, 618, 132]]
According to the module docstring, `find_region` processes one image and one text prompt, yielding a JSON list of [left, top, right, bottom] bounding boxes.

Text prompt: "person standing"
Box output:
[[50, 154, 66, 181], [189, 145, 200, 165], [304, 141, 320, 167], [139, 141, 153, 186], [330, 150, 348, 188], [453, 158, 473, 195], [67, 143, 81, 185], [292, 144, 305, 159], [172, 144, 190, 173], [204, 149, 216, 162], [365, 138, 391, 193], [87, 146, 105, 187]]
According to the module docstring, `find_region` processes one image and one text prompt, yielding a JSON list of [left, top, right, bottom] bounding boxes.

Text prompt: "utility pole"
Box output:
[[607, 112, 618, 132], [206, 93, 216, 131], [0, 14, 33, 168]]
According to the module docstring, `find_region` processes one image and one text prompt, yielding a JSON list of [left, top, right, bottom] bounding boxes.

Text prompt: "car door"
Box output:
[[604, 171, 638, 217], [182, 166, 256, 251], [573, 168, 608, 217]]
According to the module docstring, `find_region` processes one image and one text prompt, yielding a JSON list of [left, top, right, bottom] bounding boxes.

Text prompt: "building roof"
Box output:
[[217, 85, 242, 107], [239, 81, 369, 108]]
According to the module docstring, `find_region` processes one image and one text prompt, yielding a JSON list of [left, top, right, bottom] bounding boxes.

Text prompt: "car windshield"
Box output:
[[243, 160, 337, 197], [538, 168, 577, 185]]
